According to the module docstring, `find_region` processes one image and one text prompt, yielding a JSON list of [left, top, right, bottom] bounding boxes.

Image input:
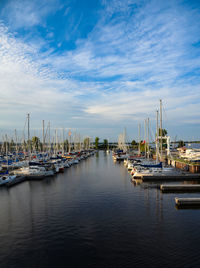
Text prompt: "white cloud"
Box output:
[[0, 0, 200, 140], [0, 0, 61, 29], [0, 24, 81, 129]]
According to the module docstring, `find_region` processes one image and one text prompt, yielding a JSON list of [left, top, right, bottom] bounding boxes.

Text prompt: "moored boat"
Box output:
[[0, 174, 17, 186]]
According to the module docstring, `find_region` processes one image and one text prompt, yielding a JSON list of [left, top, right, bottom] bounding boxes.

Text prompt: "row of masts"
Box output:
[[138, 99, 167, 162], [138, 118, 150, 159], [116, 100, 167, 160], [118, 128, 128, 152], [1, 114, 93, 156]]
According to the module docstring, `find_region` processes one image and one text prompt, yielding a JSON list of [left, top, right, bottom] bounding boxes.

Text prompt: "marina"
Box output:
[[1, 151, 200, 267], [0, 150, 96, 187], [1, 0, 200, 266]]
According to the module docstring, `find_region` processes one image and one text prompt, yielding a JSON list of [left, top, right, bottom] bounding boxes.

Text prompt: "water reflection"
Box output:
[[0, 152, 200, 267]]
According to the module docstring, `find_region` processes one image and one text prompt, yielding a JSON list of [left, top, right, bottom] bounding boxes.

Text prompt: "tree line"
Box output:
[[0, 130, 188, 153]]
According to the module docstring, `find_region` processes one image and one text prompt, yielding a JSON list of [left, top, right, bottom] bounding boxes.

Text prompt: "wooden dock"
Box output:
[[161, 184, 200, 192], [142, 174, 200, 182], [175, 197, 200, 207]]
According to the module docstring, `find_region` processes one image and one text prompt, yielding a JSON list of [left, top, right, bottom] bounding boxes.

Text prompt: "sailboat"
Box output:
[[113, 129, 129, 160]]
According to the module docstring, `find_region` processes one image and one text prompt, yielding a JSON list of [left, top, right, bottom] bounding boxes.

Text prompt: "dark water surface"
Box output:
[[1, 152, 200, 268]]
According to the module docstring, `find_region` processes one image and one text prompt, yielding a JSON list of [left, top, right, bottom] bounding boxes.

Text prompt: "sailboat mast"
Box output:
[[69, 130, 71, 153], [15, 129, 18, 161], [48, 122, 51, 156], [27, 113, 30, 142], [138, 123, 141, 156], [56, 130, 58, 154], [144, 119, 147, 158], [5, 134, 8, 165], [160, 99, 163, 161], [147, 118, 149, 159], [54, 129, 56, 155], [78, 133, 80, 151], [156, 110, 159, 163], [62, 128, 64, 155], [56, 129, 58, 154], [42, 120, 45, 154], [27, 113, 31, 160]]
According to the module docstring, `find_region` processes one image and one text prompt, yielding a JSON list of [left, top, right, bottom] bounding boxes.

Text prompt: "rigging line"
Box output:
[[7, 134, 12, 142], [1, 135, 4, 153], [162, 105, 169, 130], [149, 120, 155, 142], [44, 123, 49, 141], [23, 115, 28, 141]]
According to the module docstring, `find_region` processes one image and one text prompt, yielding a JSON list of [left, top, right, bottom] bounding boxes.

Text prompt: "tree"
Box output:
[[84, 137, 90, 149], [10, 139, 15, 152], [2, 141, 8, 153], [27, 139, 33, 152], [158, 129, 168, 149], [103, 139, 108, 150], [131, 140, 137, 148], [64, 139, 69, 151], [22, 140, 27, 152], [178, 140, 185, 148], [95, 137, 99, 149], [159, 128, 168, 136], [32, 136, 40, 151]]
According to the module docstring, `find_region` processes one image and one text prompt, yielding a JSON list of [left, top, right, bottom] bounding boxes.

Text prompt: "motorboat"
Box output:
[[132, 166, 179, 180], [0, 175, 17, 186]]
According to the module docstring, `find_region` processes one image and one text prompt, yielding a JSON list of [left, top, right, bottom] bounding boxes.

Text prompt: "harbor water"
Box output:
[[0, 151, 200, 268]]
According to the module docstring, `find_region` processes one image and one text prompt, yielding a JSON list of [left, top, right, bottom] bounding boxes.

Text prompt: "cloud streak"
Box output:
[[0, 0, 200, 140]]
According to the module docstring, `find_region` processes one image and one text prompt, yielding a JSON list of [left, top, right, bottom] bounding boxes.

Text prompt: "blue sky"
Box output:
[[0, 0, 200, 141]]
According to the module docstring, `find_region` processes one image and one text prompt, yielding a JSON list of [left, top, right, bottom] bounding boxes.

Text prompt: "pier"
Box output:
[[141, 174, 200, 182], [161, 184, 200, 192], [167, 158, 200, 174], [175, 197, 200, 207]]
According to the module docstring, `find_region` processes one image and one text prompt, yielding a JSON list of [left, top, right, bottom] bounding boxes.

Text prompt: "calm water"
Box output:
[[1, 152, 200, 268]]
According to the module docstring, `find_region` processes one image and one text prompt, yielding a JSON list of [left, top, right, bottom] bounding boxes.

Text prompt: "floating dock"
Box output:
[[175, 197, 200, 207], [161, 184, 200, 192], [141, 174, 200, 182]]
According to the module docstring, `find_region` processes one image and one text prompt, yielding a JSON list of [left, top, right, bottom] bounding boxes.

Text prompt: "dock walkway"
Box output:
[[142, 174, 200, 182], [175, 197, 200, 207], [161, 184, 200, 192]]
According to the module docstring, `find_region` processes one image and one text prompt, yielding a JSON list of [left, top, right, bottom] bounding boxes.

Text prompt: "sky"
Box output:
[[0, 0, 200, 142]]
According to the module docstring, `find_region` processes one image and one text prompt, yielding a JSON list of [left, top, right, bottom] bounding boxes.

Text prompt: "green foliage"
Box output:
[[103, 139, 108, 150], [64, 139, 69, 151], [95, 137, 99, 149], [139, 141, 147, 152], [10, 139, 15, 151], [157, 129, 168, 149], [159, 128, 168, 136], [32, 136, 40, 151], [131, 140, 137, 148], [178, 140, 185, 148], [84, 137, 90, 149], [2, 141, 9, 152], [138, 141, 151, 153], [22, 140, 26, 150]]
